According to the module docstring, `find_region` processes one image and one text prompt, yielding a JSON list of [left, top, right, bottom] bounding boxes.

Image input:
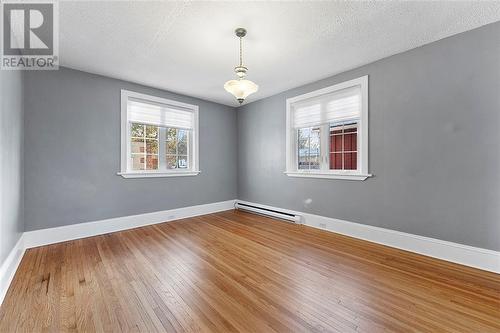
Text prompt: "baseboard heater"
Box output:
[[235, 202, 302, 224]]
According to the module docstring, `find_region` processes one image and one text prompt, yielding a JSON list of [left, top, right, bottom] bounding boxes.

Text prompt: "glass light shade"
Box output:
[[224, 79, 259, 104]]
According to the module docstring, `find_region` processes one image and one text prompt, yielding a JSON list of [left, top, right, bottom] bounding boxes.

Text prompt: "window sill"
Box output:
[[284, 171, 372, 181], [118, 171, 201, 178]]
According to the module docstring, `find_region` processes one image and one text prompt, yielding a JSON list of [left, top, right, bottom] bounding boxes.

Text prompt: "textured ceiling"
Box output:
[[56, 1, 500, 106]]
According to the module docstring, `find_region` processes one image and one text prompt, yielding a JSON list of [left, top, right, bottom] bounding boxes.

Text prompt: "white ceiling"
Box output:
[[58, 1, 500, 106]]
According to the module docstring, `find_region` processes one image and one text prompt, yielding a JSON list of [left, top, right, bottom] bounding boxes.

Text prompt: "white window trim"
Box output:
[[118, 90, 200, 178], [285, 76, 371, 181]]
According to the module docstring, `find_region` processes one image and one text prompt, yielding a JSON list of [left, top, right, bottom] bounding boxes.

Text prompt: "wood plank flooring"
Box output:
[[1, 210, 499, 332]]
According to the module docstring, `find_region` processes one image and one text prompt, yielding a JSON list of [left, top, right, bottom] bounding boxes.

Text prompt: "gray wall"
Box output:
[[24, 67, 237, 231], [0, 69, 24, 265], [237, 22, 500, 251]]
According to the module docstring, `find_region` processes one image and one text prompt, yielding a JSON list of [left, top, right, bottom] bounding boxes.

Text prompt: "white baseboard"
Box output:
[[0, 235, 26, 306], [23, 200, 236, 249], [236, 200, 500, 274]]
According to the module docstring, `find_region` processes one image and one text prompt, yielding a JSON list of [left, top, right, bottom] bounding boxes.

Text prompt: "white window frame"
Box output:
[[285, 76, 371, 181], [118, 90, 200, 178]]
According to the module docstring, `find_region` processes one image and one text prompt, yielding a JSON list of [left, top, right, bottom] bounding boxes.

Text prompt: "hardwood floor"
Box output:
[[1, 210, 499, 332]]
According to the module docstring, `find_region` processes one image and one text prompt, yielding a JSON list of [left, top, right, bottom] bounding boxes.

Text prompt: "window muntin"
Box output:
[[120, 90, 199, 178], [285, 76, 369, 180]]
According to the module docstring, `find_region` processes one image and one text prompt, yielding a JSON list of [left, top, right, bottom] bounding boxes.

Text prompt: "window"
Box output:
[[285, 76, 371, 180], [119, 90, 199, 178]]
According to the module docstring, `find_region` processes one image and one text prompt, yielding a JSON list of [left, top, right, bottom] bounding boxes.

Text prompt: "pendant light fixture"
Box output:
[[224, 28, 258, 104]]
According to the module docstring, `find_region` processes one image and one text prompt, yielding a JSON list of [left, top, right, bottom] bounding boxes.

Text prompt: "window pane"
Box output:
[[131, 138, 145, 154], [308, 155, 320, 169], [310, 128, 320, 169], [177, 129, 188, 142], [167, 139, 177, 154], [331, 128, 342, 135], [166, 155, 177, 169], [146, 155, 158, 170], [344, 133, 356, 151], [166, 128, 177, 141], [310, 128, 320, 153], [297, 127, 321, 170], [146, 139, 158, 154], [298, 127, 311, 140], [166, 128, 177, 154], [131, 123, 144, 137], [131, 154, 145, 170], [298, 129, 309, 159], [178, 155, 188, 169], [297, 128, 308, 169], [344, 152, 357, 170], [298, 139, 308, 154], [178, 141, 187, 155], [298, 155, 309, 170], [177, 129, 188, 155], [145, 125, 159, 139], [330, 153, 342, 170], [331, 134, 342, 152]]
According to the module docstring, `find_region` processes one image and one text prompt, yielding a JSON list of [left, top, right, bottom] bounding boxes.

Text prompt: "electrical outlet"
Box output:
[[319, 223, 326, 229], [168, 215, 176, 220]]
